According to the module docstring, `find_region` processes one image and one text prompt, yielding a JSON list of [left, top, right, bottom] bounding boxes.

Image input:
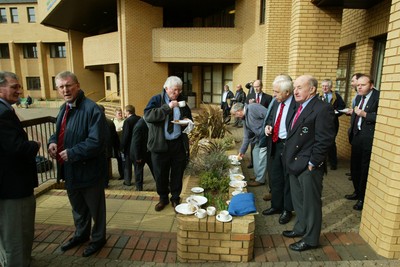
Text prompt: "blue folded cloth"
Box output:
[[228, 192, 257, 216]]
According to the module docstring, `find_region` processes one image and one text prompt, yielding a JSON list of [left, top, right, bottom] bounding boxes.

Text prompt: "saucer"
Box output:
[[175, 203, 198, 215], [191, 187, 204, 193], [216, 214, 233, 222], [230, 174, 245, 181], [186, 195, 207, 206], [171, 120, 190, 125], [229, 180, 247, 188]]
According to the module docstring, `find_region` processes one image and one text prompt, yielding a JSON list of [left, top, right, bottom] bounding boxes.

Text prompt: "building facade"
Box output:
[[1, 0, 399, 258]]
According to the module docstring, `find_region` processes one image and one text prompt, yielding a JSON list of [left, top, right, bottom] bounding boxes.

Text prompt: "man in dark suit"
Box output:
[[319, 79, 346, 170], [282, 75, 335, 252], [130, 117, 155, 191], [232, 84, 246, 127], [345, 75, 380, 211], [121, 105, 141, 186], [0, 71, 41, 266], [263, 75, 296, 224], [221, 85, 234, 124]]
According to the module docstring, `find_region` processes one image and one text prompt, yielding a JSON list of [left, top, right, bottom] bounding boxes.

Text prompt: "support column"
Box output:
[[288, 0, 342, 81], [359, 0, 400, 258]]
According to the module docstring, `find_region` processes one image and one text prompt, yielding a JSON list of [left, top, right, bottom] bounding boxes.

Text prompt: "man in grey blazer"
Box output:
[[231, 102, 268, 186], [282, 75, 335, 251]]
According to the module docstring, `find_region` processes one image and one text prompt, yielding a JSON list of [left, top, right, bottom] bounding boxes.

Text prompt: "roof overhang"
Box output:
[[311, 0, 383, 9], [41, 0, 117, 35]]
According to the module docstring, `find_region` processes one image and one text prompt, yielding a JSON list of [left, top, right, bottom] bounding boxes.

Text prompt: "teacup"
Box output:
[[178, 101, 186, 107], [219, 210, 230, 221], [195, 208, 206, 219], [206, 206, 216, 216]]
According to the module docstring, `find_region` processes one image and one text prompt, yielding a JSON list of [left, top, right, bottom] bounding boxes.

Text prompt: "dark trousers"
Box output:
[[290, 167, 323, 246], [151, 137, 186, 204], [67, 180, 106, 245], [134, 152, 155, 190], [221, 102, 230, 121], [116, 153, 124, 179], [269, 141, 293, 211], [350, 134, 372, 200], [327, 140, 338, 168], [124, 151, 133, 184]]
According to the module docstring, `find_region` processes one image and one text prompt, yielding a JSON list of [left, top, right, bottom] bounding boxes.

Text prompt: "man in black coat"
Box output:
[[0, 71, 41, 266], [221, 85, 234, 123], [319, 79, 346, 170], [282, 75, 335, 252], [345, 75, 380, 211], [121, 105, 141, 186], [130, 118, 155, 191]]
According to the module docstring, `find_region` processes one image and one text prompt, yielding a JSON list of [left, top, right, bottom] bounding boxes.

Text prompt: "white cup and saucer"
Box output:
[[195, 208, 207, 219], [216, 210, 232, 222], [206, 206, 216, 216]]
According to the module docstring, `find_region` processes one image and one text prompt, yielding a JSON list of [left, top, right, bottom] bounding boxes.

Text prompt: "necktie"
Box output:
[[57, 104, 70, 164], [167, 108, 174, 134], [325, 94, 329, 103], [272, 103, 285, 143], [353, 96, 366, 135], [291, 104, 303, 129], [256, 94, 260, 104]]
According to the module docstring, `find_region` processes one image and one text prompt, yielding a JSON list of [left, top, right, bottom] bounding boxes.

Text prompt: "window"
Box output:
[[335, 45, 355, 107], [26, 77, 41, 91], [50, 43, 66, 58], [0, 44, 10, 58], [27, 7, 35, 23], [371, 35, 386, 90], [10, 8, 18, 23], [0, 8, 6, 23], [106, 76, 111, 90], [202, 64, 233, 104], [260, 0, 266, 25], [23, 43, 38, 58], [52, 77, 57, 90], [257, 66, 263, 80]]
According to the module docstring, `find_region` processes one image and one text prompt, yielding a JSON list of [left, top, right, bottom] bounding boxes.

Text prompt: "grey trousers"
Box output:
[[0, 194, 36, 267]]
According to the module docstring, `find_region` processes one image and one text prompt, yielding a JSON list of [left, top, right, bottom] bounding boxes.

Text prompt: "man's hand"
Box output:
[[354, 106, 366, 117], [48, 143, 57, 159], [169, 100, 178, 109], [265, 125, 272, 136]]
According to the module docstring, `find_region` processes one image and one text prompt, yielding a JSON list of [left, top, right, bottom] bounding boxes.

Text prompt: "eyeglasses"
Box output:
[[57, 83, 76, 90]]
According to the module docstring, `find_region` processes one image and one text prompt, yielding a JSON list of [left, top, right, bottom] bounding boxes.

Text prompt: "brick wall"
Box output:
[[358, 0, 400, 259]]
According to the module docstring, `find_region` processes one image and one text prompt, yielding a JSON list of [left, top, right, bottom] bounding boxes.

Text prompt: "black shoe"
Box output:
[[155, 202, 168, 212], [123, 181, 132, 186], [330, 165, 337, 170], [345, 193, 358, 200], [262, 207, 282, 216], [282, 230, 303, 238], [345, 172, 351, 176], [353, 200, 363, 211], [289, 240, 318, 252], [247, 164, 253, 169], [82, 240, 106, 257], [60, 237, 89, 252], [279, 211, 292, 224]]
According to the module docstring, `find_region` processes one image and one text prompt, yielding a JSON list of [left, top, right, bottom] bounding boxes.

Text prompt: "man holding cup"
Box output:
[[144, 76, 192, 211]]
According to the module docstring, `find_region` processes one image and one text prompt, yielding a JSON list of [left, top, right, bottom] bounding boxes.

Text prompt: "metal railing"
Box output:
[[21, 116, 57, 185]]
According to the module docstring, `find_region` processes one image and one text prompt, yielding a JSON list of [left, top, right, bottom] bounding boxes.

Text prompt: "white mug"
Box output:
[[219, 210, 230, 220], [195, 208, 206, 219], [178, 101, 186, 107], [206, 206, 216, 216]]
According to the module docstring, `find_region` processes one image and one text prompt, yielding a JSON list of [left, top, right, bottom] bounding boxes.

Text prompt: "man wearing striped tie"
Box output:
[[282, 75, 335, 252]]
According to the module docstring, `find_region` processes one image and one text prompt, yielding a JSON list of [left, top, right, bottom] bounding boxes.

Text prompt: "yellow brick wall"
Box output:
[[120, 0, 167, 115], [358, 0, 400, 258]]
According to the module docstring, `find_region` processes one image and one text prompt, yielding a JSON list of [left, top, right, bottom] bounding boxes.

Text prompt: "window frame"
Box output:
[[0, 43, 10, 59], [335, 45, 355, 107], [49, 43, 66, 58], [27, 7, 35, 23], [26, 77, 41, 91], [23, 43, 38, 58], [201, 64, 233, 104], [370, 35, 386, 90], [0, 8, 7, 23], [10, 7, 18, 23], [260, 0, 266, 25]]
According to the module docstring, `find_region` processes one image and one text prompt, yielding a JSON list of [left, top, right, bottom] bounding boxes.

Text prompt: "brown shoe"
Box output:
[[155, 202, 168, 212], [247, 181, 265, 187], [263, 193, 272, 201]]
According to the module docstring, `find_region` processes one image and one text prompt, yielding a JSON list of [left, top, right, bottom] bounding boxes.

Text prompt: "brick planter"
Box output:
[[176, 213, 255, 262], [177, 170, 255, 262]]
